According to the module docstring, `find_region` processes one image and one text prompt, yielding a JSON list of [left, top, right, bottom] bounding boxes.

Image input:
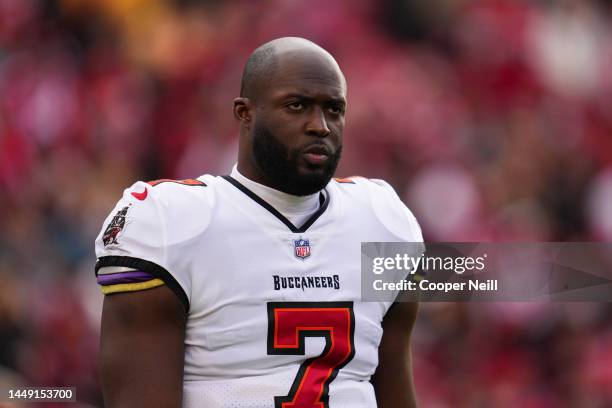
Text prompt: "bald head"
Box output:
[[234, 37, 347, 195], [240, 37, 345, 101]]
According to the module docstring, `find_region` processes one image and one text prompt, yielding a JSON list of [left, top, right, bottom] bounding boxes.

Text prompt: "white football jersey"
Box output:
[[95, 173, 422, 408]]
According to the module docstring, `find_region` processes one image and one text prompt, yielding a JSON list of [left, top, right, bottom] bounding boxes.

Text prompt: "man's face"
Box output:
[[249, 54, 346, 196]]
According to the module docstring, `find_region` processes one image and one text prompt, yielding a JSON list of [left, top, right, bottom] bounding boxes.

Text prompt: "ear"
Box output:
[[233, 97, 253, 127]]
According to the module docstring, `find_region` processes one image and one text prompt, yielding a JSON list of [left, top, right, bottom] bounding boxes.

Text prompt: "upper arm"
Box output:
[[372, 301, 419, 408], [100, 286, 186, 408], [94, 181, 201, 407], [366, 177, 421, 406]]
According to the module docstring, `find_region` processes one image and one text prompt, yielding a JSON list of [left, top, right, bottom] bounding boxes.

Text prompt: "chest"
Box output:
[[177, 189, 396, 381]]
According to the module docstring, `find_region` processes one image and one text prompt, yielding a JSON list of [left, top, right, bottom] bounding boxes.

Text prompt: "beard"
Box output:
[[252, 123, 341, 196]]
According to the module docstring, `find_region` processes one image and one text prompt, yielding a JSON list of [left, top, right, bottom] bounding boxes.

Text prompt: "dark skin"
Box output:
[[100, 285, 186, 408], [100, 38, 418, 408], [234, 45, 346, 189], [372, 301, 419, 408]]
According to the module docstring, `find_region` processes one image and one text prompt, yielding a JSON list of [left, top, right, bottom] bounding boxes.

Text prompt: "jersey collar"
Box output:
[[221, 175, 329, 233]]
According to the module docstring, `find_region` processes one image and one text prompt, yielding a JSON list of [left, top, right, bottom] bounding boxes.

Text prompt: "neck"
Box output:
[[236, 159, 277, 192]]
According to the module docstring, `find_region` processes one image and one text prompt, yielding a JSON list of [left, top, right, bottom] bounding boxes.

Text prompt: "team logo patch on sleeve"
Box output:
[[102, 205, 131, 246], [294, 238, 311, 260]]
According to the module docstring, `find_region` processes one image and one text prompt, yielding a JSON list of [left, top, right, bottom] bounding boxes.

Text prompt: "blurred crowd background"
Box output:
[[1, 0, 611, 406]]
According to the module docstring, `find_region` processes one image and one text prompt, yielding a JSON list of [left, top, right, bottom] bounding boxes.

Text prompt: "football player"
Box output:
[[96, 37, 422, 408]]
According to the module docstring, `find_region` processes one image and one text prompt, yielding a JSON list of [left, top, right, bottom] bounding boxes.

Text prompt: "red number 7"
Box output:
[[267, 302, 356, 408]]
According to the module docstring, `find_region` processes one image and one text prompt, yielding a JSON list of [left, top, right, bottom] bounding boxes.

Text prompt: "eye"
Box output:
[[286, 101, 304, 111], [328, 104, 345, 115]]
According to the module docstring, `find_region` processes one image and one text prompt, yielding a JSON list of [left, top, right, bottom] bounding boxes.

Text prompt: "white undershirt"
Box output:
[[230, 165, 321, 227]]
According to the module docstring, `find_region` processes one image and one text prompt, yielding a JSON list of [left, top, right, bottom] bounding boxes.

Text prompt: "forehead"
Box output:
[[265, 51, 346, 100]]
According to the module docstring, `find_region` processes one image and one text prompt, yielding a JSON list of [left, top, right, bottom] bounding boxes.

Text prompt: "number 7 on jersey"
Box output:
[[267, 302, 356, 408]]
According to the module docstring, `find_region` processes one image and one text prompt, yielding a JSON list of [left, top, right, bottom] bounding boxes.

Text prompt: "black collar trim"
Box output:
[[221, 175, 329, 233]]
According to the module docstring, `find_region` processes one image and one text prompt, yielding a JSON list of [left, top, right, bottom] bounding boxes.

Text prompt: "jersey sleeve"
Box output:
[[94, 181, 190, 311], [367, 179, 427, 311], [369, 178, 424, 243], [367, 178, 427, 283]]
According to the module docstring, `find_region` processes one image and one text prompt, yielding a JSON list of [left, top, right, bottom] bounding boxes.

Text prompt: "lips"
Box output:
[[302, 144, 331, 165]]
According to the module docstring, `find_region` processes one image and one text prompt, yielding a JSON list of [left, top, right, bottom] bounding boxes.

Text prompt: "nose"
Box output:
[[305, 107, 331, 137]]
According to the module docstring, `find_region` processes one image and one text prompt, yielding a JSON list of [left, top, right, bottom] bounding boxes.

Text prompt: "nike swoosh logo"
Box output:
[[131, 187, 148, 201]]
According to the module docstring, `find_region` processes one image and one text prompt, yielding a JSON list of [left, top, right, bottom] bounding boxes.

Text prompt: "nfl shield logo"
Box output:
[[294, 238, 311, 260]]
